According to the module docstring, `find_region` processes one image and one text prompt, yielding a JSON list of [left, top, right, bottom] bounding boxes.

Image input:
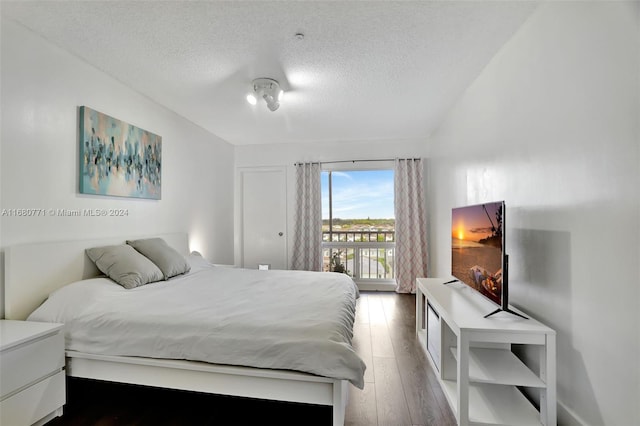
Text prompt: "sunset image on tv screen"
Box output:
[[451, 201, 504, 305]]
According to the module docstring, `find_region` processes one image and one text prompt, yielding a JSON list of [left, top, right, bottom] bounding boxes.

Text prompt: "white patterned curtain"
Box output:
[[291, 162, 322, 271], [394, 158, 428, 293]]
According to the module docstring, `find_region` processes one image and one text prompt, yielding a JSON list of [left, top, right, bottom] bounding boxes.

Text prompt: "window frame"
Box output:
[[321, 161, 396, 291]]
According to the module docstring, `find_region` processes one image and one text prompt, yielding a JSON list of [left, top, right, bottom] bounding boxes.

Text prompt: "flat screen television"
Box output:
[[450, 201, 526, 319]]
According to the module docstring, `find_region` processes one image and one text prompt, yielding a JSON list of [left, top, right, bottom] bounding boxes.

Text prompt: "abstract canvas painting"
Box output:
[[79, 106, 161, 199]]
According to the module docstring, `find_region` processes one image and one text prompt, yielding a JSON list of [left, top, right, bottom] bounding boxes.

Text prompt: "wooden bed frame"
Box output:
[[4, 233, 348, 425]]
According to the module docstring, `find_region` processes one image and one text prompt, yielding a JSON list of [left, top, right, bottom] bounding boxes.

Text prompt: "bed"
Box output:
[[4, 233, 364, 426]]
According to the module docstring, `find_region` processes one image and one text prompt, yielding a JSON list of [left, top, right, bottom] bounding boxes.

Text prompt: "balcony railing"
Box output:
[[322, 230, 395, 243], [322, 231, 395, 282]]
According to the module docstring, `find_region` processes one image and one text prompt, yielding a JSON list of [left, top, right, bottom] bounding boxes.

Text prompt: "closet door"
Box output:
[[240, 167, 287, 270]]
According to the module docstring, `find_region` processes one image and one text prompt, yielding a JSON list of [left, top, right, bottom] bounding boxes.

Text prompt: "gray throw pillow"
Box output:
[[126, 238, 191, 279], [86, 244, 164, 289]]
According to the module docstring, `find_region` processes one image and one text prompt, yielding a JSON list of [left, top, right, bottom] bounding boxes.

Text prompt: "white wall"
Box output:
[[427, 2, 639, 425], [0, 19, 235, 317], [235, 139, 428, 266]]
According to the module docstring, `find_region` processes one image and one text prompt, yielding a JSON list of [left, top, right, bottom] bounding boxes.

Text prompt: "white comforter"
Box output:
[[28, 260, 366, 388]]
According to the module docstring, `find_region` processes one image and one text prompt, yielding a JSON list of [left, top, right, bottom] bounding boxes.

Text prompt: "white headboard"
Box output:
[[4, 233, 189, 320]]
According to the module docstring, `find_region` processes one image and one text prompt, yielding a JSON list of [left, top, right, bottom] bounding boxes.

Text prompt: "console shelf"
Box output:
[[441, 380, 542, 426], [416, 278, 556, 426], [450, 347, 546, 388]]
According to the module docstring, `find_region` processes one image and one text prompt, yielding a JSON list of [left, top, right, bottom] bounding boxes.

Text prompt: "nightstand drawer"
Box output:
[[1, 331, 64, 397], [0, 371, 65, 426]]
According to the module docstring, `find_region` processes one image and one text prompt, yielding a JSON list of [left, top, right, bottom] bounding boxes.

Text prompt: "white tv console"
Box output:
[[416, 278, 556, 426]]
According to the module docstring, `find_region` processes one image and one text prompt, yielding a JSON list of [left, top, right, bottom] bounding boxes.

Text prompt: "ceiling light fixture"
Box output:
[[247, 78, 283, 112]]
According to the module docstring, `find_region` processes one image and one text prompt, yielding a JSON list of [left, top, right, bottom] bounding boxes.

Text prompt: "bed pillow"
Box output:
[[85, 244, 164, 289], [186, 251, 214, 273], [126, 238, 191, 279]]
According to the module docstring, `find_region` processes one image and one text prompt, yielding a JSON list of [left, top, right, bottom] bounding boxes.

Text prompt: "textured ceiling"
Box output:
[[1, 1, 538, 145]]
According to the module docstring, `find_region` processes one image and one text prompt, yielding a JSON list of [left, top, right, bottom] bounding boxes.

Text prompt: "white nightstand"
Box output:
[[0, 320, 65, 426]]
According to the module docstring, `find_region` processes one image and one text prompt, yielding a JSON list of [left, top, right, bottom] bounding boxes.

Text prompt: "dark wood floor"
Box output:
[[48, 292, 455, 426]]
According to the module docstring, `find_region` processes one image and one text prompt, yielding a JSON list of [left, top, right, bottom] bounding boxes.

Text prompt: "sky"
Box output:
[[321, 170, 394, 220]]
